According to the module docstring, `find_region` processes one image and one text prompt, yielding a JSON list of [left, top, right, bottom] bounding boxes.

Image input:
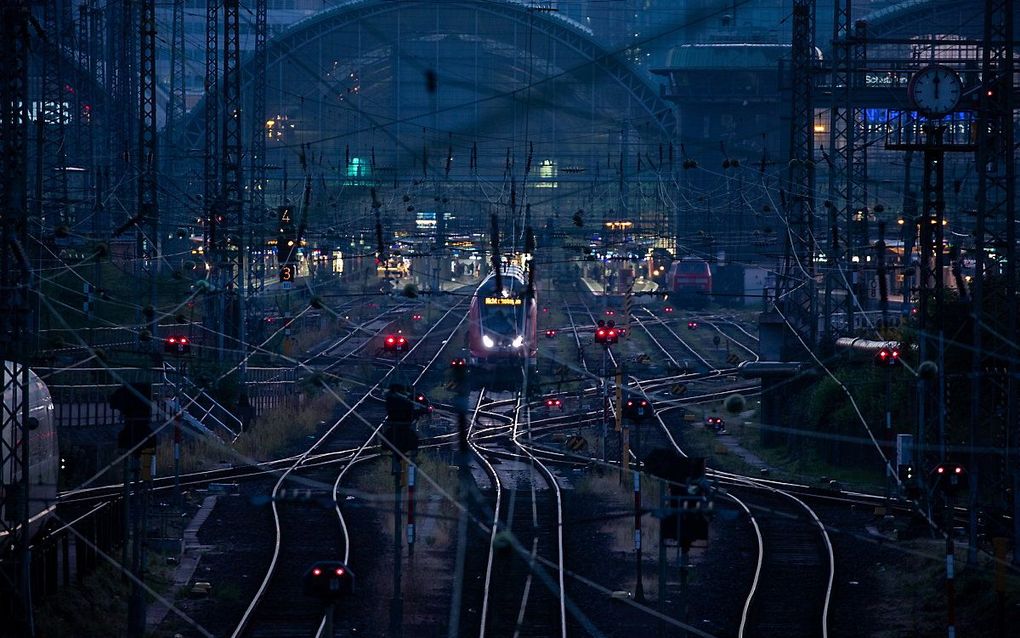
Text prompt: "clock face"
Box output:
[[908, 65, 962, 116]]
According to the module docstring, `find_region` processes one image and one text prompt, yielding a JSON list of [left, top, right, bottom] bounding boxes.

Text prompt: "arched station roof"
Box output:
[[861, 0, 992, 39], [178, 0, 678, 181]]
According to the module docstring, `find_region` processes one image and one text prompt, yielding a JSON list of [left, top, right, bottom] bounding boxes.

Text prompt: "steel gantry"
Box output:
[[0, 3, 35, 634]]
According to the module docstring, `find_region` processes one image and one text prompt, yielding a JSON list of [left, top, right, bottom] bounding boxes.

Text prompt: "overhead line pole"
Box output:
[[777, 0, 818, 350], [220, 0, 244, 368], [203, 0, 220, 357], [248, 0, 268, 343], [138, 0, 159, 343], [974, 0, 1016, 566]]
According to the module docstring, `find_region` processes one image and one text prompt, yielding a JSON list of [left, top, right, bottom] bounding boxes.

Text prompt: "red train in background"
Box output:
[[467, 265, 537, 370], [667, 257, 712, 306]]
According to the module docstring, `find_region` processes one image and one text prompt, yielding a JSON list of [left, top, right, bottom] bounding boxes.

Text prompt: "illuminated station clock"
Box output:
[[907, 64, 963, 117]]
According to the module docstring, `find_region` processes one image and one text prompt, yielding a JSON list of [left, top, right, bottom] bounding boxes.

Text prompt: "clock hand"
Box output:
[[933, 74, 940, 99]]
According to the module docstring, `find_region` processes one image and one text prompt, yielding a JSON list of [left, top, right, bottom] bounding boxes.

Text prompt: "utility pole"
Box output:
[[0, 6, 34, 635]]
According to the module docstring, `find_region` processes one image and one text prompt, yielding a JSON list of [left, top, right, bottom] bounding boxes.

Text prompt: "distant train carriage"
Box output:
[[668, 258, 712, 306], [0, 363, 58, 548], [467, 265, 537, 369]]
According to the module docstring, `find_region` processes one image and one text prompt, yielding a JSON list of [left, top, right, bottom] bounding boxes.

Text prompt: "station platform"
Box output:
[[581, 278, 658, 298]]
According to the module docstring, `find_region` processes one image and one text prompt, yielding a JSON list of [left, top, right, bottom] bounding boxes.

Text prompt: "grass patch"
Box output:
[[34, 550, 177, 637], [155, 391, 340, 472], [870, 539, 1020, 637]]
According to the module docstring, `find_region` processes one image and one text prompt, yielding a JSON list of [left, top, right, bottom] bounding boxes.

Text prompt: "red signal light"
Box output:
[[180, 337, 188, 344], [168, 337, 177, 344], [937, 466, 945, 474], [664, 306, 673, 313], [335, 567, 345, 576], [386, 336, 396, 344], [954, 466, 962, 474], [312, 567, 323, 576]]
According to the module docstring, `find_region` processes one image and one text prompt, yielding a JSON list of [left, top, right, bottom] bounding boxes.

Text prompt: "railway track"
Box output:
[[467, 390, 568, 637], [725, 479, 833, 638], [231, 299, 470, 637]]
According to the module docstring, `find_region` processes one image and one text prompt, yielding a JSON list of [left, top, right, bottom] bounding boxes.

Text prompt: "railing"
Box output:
[[161, 362, 242, 443]]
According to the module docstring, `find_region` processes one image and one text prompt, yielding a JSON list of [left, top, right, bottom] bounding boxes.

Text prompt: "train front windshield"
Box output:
[[480, 297, 526, 342]]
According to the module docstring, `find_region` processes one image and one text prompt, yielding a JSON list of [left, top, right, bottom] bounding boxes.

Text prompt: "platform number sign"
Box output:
[[277, 205, 297, 288], [279, 264, 294, 287], [277, 205, 294, 234]]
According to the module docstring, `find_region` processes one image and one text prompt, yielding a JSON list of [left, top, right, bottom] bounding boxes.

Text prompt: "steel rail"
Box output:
[[229, 299, 468, 638]]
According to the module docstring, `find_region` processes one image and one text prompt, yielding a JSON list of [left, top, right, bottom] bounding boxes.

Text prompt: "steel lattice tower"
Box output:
[[166, 0, 185, 160], [114, 0, 138, 235], [247, 0, 267, 341], [40, 0, 70, 239], [972, 0, 1017, 563], [0, 3, 35, 633], [777, 0, 818, 349], [218, 0, 244, 358], [824, 0, 855, 342], [138, 0, 158, 339], [203, 0, 220, 354]]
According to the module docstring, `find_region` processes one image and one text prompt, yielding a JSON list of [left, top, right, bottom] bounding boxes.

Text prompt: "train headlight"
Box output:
[[512, 335, 524, 348], [482, 335, 495, 349]]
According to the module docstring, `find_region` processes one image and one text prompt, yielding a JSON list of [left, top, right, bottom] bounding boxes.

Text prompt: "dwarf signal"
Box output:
[[384, 334, 409, 352], [623, 397, 651, 421], [933, 462, 965, 492], [164, 335, 191, 354], [595, 320, 619, 345], [874, 346, 901, 367]]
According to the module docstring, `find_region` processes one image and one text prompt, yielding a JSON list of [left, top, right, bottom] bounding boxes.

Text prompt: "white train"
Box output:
[[0, 363, 58, 546]]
